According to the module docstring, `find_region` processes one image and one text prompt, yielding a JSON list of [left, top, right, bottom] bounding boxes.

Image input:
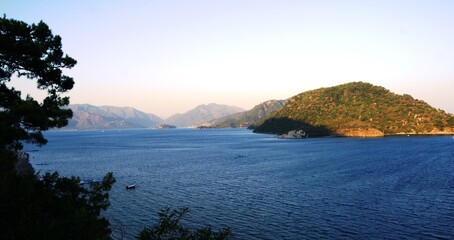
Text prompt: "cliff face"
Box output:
[[253, 82, 454, 137], [335, 128, 384, 137]]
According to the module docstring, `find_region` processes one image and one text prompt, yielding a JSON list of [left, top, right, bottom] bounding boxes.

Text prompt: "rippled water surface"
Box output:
[[28, 129, 454, 239]]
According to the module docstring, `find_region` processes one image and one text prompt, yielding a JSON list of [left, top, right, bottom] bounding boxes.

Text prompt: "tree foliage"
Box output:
[[1, 17, 231, 240], [0, 171, 116, 240], [0, 15, 76, 156], [136, 208, 231, 240], [0, 16, 119, 240]]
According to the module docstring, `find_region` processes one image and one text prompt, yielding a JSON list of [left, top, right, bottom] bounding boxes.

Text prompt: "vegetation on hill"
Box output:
[[253, 82, 454, 137], [200, 100, 286, 128]]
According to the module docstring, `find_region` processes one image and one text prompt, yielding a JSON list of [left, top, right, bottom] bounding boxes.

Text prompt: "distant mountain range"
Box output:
[[199, 100, 287, 128], [63, 82, 454, 135], [253, 82, 454, 137], [64, 103, 245, 129], [166, 103, 244, 127], [65, 104, 163, 129]]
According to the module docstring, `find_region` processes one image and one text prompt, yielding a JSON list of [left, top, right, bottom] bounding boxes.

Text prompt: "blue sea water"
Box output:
[[27, 128, 454, 239]]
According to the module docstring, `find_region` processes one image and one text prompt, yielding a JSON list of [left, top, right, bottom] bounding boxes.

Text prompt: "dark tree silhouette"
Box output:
[[0, 15, 76, 171], [0, 16, 117, 240], [0, 16, 231, 240], [136, 208, 231, 240], [1, 171, 116, 240]]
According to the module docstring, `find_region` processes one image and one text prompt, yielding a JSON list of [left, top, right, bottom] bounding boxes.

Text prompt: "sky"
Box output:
[[2, 0, 454, 118]]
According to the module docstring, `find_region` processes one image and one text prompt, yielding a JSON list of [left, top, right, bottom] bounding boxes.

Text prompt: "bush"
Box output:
[[137, 208, 231, 240]]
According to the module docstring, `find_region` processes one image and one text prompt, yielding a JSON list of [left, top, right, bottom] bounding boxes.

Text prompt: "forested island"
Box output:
[[252, 82, 454, 137]]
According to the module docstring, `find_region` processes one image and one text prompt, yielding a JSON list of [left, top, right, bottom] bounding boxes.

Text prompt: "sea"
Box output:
[[27, 128, 454, 239]]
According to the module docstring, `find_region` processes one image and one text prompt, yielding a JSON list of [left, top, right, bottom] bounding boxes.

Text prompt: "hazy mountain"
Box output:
[[253, 82, 454, 137], [166, 103, 244, 127], [147, 113, 163, 124], [93, 105, 163, 128], [65, 104, 163, 129], [200, 100, 287, 128]]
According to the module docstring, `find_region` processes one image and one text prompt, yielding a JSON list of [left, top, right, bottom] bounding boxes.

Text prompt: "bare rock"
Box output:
[[278, 130, 307, 139], [336, 128, 384, 137]]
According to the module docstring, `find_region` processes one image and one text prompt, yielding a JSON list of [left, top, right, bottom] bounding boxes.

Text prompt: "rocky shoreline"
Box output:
[[277, 128, 454, 139], [278, 130, 308, 139]]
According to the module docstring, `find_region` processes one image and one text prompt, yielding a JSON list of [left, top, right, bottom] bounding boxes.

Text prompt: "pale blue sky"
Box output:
[[3, 0, 454, 117]]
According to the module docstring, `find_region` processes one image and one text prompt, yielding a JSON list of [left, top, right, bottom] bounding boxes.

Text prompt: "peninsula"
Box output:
[[252, 82, 454, 137]]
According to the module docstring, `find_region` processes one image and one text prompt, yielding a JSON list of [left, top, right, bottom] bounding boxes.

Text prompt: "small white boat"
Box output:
[[125, 184, 136, 190], [80, 179, 98, 185]]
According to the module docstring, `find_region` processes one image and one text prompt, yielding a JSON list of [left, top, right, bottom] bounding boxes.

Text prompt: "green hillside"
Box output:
[[253, 82, 454, 137], [200, 100, 286, 128]]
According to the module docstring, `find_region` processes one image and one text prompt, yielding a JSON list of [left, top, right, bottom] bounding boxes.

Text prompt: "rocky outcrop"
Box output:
[[154, 124, 176, 129], [336, 128, 384, 138], [14, 152, 34, 176], [278, 130, 308, 139], [394, 127, 454, 135]]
